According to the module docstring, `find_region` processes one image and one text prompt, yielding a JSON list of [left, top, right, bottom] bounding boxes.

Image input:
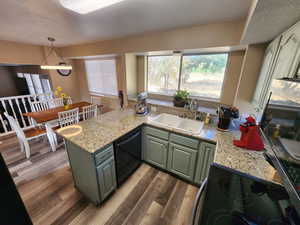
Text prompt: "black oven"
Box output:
[[114, 127, 142, 186]]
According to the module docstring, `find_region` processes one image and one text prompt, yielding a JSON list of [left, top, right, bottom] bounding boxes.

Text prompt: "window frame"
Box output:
[[146, 52, 229, 101]]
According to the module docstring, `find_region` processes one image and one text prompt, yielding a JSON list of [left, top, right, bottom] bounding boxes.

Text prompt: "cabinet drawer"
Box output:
[[170, 133, 199, 149], [144, 126, 169, 140], [94, 144, 114, 166]]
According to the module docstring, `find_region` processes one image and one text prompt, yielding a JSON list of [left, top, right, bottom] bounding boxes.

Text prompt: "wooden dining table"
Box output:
[[23, 101, 92, 124]]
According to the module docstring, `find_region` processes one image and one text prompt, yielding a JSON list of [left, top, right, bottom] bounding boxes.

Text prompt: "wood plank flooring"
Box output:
[[0, 134, 198, 225], [0, 135, 69, 186], [17, 164, 198, 225]]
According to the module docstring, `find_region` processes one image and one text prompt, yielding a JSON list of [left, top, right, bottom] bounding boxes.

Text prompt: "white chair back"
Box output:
[[48, 98, 63, 108], [31, 101, 49, 112], [48, 97, 72, 108], [91, 96, 101, 105], [4, 112, 26, 140], [58, 108, 79, 127], [4, 112, 31, 158], [83, 104, 97, 120]]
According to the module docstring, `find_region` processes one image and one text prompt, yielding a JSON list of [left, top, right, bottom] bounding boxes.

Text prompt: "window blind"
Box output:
[[85, 59, 118, 96]]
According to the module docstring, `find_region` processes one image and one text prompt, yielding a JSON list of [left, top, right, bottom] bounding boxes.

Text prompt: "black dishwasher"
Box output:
[[114, 127, 142, 186]]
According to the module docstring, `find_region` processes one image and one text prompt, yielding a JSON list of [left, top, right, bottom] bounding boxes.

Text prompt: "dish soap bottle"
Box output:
[[273, 124, 280, 138], [204, 113, 210, 125]]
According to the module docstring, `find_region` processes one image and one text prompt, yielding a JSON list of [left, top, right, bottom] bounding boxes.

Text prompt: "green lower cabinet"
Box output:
[[194, 142, 216, 185], [97, 156, 117, 201], [144, 134, 168, 169], [167, 143, 197, 181]]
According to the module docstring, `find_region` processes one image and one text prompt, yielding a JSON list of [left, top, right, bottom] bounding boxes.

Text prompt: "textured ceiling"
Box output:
[[241, 0, 300, 44], [0, 0, 252, 46]]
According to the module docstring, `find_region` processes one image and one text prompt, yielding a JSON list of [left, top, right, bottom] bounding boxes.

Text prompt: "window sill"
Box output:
[[129, 97, 218, 115], [148, 92, 220, 103]]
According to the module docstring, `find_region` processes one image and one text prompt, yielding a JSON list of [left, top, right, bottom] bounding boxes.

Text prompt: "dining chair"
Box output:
[[58, 108, 79, 128], [91, 96, 101, 105], [82, 104, 97, 120], [45, 122, 59, 152], [31, 101, 49, 112], [4, 112, 47, 158], [48, 97, 72, 108], [91, 96, 102, 114]]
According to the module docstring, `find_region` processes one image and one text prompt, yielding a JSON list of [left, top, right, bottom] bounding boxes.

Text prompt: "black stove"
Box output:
[[191, 164, 300, 225]]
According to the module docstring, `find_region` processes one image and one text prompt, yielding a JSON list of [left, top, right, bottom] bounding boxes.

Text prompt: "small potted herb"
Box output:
[[173, 90, 190, 107]]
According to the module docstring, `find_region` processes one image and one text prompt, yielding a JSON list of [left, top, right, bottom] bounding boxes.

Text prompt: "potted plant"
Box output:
[[173, 90, 190, 107]]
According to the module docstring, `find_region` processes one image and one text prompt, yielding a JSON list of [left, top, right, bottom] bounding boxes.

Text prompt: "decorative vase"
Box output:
[[64, 104, 69, 110]]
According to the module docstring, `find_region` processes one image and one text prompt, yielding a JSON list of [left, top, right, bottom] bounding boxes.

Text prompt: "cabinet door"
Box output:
[[97, 156, 117, 201], [194, 142, 216, 185], [144, 135, 168, 169], [252, 37, 280, 112], [272, 32, 300, 79], [168, 143, 197, 181]]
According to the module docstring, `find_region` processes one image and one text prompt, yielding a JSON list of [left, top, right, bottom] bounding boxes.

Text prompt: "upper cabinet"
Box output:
[[252, 37, 280, 111], [272, 26, 300, 79], [252, 20, 300, 112]]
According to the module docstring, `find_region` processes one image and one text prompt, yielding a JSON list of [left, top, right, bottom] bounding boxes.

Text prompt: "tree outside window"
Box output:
[[147, 54, 228, 99]]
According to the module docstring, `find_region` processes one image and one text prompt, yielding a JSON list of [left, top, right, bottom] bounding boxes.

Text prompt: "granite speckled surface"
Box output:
[[57, 109, 281, 184]]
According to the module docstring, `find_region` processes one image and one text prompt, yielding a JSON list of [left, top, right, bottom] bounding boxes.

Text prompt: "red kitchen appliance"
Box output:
[[233, 116, 264, 151]]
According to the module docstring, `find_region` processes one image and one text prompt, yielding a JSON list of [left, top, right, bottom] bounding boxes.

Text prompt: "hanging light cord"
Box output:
[[42, 38, 67, 65]]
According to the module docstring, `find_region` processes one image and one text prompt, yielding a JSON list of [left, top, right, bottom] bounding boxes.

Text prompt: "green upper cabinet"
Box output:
[[144, 134, 168, 169], [167, 142, 197, 181], [252, 37, 280, 112], [97, 156, 117, 201], [272, 23, 300, 79], [194, 142, 216, 185], [252, 21, 300, 113]]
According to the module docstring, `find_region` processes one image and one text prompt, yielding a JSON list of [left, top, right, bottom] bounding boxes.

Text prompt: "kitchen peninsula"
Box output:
[[57, 109, 280, 205]]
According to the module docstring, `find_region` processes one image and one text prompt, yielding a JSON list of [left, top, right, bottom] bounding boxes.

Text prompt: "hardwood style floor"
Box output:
[[1, 135, 198, 225], [0, 135, 69, 186]]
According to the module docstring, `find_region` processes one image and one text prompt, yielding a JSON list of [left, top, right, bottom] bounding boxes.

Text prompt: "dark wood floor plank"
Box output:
[[154, 173, 177, 206], [160, 180, 189, 225], [122, 172, 169, 225], [52, 197, 89, 225], [104, 167, 158, 225], [24, 174, 73, 220]]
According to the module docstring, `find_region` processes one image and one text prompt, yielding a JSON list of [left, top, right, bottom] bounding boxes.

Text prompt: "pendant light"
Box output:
[[40, 37, 72, 70]]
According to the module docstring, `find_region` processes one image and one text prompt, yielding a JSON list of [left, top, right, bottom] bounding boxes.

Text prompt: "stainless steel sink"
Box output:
[[150, 113, 203, 134]]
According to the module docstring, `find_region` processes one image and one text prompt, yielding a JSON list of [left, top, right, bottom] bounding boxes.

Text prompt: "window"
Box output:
[[21, 73, 52, 97], [270, 79, 300, 107], [147, 53, 228, 99], [147, 56, 181, 95], [85, 59, 118, 96]]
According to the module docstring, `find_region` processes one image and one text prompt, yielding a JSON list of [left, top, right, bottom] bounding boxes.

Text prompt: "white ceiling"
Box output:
[[0, 0, 252, 46], [241, 0, 300, 44]]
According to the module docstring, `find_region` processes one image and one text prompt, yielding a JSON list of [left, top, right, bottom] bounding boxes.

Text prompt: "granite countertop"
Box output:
[[57, 109, 281, 185]]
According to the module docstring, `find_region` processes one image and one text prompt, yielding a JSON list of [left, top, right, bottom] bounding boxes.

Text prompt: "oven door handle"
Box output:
[[190, 178, 208, 225]]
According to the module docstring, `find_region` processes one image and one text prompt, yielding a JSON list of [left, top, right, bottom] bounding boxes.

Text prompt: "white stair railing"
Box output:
[[0, 93, 53, 136]]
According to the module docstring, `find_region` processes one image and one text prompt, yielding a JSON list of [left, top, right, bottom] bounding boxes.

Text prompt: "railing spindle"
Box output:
[[0, 113, 8, 133]]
